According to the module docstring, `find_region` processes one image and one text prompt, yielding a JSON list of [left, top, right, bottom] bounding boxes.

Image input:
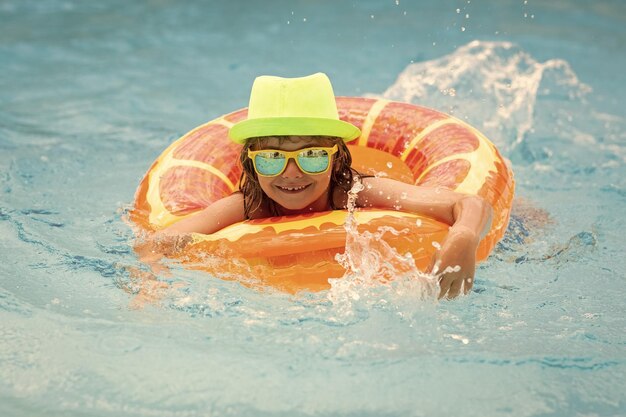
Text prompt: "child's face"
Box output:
[[255, 136, 334, 214]]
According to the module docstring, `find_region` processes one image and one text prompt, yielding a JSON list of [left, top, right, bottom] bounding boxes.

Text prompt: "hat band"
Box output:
[[229, 117, 361, 144]]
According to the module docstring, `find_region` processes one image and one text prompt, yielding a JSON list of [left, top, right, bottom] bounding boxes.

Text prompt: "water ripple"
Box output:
[[448, 356, 620, 371], [0, 288, 32, 316], [62, 254, 121, 278], [2, 207, 60, 254], [20, 208, 65, 228]]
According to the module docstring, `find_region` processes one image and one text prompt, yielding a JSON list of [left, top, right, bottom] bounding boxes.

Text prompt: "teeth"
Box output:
[[280, 185, 307, 191]]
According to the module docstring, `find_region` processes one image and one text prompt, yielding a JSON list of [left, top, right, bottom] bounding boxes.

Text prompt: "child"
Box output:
[[142, 73, 492, 299]]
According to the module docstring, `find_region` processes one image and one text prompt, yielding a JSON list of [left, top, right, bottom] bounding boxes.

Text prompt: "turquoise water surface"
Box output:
[[1, 1, 625, 416]]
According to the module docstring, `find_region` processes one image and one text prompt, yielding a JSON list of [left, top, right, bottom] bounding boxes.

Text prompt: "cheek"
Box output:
[[257, 177, 272, 194], [315, 172, 332, 189]]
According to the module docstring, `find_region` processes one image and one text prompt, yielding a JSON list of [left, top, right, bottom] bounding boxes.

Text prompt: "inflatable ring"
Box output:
[[131, 97, 514, 293]]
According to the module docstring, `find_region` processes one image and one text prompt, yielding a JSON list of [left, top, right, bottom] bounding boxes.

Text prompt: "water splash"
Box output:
[[379, 40, 591, 150], [327, 178, 439, 322]]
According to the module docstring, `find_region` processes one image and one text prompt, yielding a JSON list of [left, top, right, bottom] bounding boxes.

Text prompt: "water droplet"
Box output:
[[415, 219, 422, 227], [400, 192, 408, 200], [386, 161, 393, 168], [461, 26, 466, 32], [449, 334, 470, 344], [432, 241, 441, 250], [456, 8, 460, 13]]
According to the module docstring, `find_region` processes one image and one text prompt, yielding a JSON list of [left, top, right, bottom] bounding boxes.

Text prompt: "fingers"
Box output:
[[462, 276, 474, 294], [150, 262, 172, 277], [429, 256, 441, 275], [447, 277, 464, 299], [438, 274, 474, 300], [438, 274, 453, 299]]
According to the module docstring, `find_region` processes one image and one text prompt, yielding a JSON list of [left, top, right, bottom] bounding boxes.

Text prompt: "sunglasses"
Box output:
[[248, 145, 338, 177]]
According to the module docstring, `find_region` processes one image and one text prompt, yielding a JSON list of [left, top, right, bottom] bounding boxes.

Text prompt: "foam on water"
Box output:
[[327, 178, 439, 323], [379, 41, 592, 151]]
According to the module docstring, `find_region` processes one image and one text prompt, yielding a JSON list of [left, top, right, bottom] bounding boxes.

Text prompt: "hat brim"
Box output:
[[229, 117, 361, 144]]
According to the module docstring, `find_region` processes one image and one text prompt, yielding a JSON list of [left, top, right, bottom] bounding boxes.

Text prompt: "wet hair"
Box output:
[[238, 136, 355, 218]]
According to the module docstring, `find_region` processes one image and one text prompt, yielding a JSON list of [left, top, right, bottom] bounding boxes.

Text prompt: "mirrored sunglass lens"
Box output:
[[298, 149, 329, 173], [255, 152, 286, 175]]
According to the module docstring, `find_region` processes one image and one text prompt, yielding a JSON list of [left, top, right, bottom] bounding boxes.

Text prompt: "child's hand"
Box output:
[[430, 226, 479, 299], [134, 233, 192, 276]]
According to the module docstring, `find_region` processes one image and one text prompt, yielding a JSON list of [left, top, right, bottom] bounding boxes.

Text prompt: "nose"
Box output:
[[281, 158, 303, 178]]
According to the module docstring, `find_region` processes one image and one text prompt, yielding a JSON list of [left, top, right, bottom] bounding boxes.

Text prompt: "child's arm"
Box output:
[[158, 192, 246, 236], [358, 177, 493, 299], [135, 193, 246, 268]]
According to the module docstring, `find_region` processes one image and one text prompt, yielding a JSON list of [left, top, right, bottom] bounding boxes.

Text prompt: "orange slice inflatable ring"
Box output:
[[131, 97, 515, 294]]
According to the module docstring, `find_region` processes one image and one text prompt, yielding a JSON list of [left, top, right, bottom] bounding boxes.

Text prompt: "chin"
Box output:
[[279, 202, 314, 211], [271, 190, 328, 214], [273, 197, 315, 211]]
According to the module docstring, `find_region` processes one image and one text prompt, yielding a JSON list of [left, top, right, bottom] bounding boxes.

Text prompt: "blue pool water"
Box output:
[[1, 1, 625, 416]]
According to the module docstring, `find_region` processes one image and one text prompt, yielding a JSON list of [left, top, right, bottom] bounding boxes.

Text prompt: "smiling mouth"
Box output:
[[276, 184, 310, 193]]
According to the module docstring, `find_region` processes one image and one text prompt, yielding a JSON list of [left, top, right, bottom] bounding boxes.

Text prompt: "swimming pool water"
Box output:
[[1, 1, 625, 416]]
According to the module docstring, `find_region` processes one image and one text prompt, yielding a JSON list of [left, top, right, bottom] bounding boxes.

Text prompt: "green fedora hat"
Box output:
[[229, 73, 361, 144]]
